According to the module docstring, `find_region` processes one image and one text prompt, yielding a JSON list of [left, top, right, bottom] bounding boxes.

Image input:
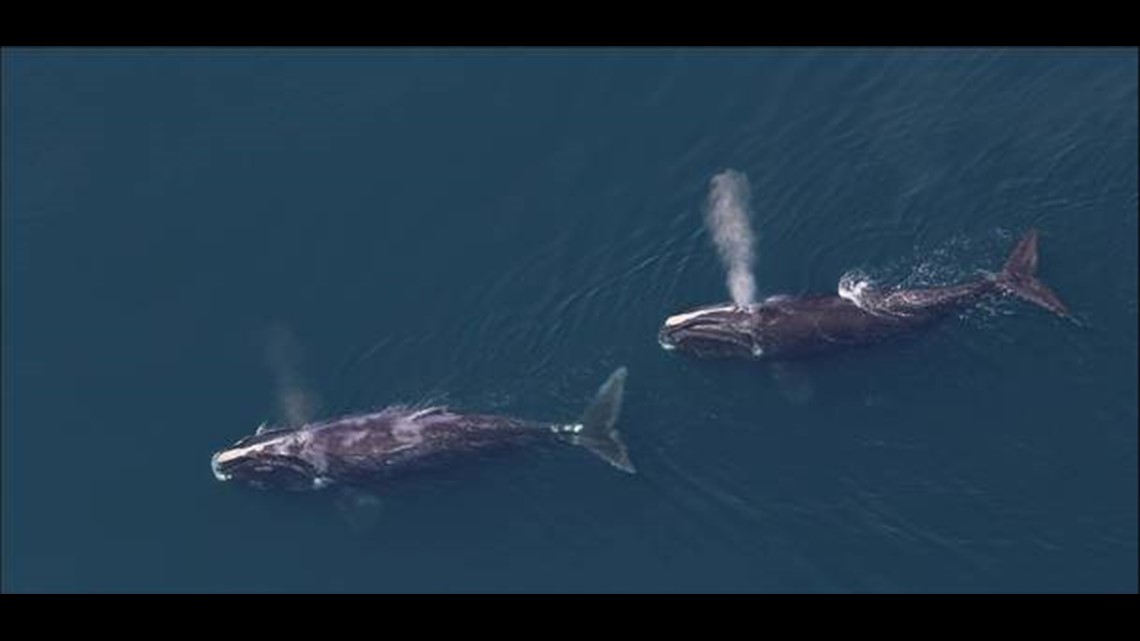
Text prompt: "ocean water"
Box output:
[[2, 48, 1136, 593]]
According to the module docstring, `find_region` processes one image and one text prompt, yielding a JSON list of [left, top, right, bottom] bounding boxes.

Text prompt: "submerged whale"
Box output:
[[658, 229, 1068, 361], [211, 367, 633, 492]]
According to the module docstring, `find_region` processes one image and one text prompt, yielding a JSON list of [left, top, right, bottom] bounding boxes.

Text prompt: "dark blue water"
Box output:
[[3, 48, 1136, 593]]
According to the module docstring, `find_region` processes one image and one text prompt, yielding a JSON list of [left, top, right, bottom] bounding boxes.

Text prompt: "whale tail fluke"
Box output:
[[571, 367, 635, 474], [994, 229, 1069, 317]]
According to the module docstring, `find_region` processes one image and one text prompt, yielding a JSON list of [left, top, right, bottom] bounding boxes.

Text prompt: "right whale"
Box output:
[[658, 229, 1069, 361]]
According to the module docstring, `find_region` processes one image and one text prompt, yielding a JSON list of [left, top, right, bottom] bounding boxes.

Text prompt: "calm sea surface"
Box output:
[[3, 48, 1136, 592]]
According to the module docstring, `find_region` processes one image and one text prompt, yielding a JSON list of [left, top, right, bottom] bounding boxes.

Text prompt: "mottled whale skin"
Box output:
[[659, 230, 1069, 361], [211, 368, 633, 492]]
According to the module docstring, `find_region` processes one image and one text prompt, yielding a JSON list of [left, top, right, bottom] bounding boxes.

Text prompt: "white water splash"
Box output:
[[705, 169, 757, 308], [838, 270, 876, 309]]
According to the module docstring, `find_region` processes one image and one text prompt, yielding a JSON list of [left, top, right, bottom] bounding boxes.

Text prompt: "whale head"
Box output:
[[658, 303, 766, 359], [211, 425, 324, 491]]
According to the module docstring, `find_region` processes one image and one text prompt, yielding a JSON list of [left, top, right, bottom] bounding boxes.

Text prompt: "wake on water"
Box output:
[[835, 232, 1024, 322], [701, 170, 1008, 320]]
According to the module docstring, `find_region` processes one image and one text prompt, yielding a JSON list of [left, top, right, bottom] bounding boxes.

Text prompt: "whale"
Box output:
[[658, 229, 1068, 361], [211, 367, 633, 493]]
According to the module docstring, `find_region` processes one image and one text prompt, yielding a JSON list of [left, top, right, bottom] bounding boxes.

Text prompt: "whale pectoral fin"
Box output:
[[333, 486, 385, 534], [769, 362, 815, 405]]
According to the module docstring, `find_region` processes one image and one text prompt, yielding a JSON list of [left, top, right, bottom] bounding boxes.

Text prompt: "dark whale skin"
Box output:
[[659, 229, 1068, 362], [211, 368, 633, 492]]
